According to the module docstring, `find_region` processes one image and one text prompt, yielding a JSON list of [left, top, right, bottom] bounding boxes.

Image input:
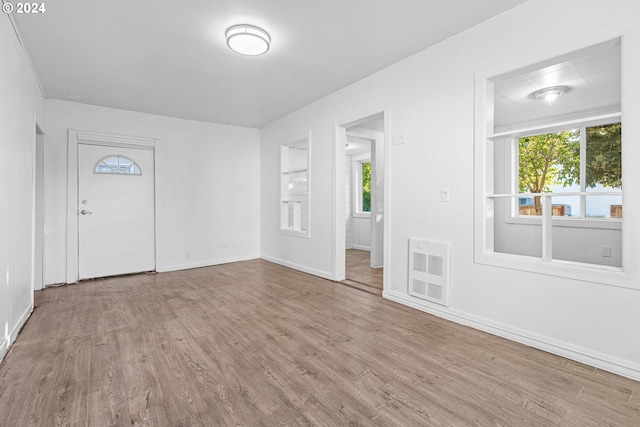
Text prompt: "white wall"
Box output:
[[351, 218, 371, 250], [260, 0, 640, 379], [44, 100, 260, 284], [0, 15, 46, 361]]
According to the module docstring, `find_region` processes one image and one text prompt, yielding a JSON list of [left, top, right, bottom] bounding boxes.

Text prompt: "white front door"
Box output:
[[78, 144, 155, 280]]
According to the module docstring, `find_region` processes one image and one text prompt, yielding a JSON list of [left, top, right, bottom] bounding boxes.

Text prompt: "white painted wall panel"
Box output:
[[44, 100, 260, 283], [0, 16, 46, 361], [260, 0, 640, 378], [352, 217, 371, 250]]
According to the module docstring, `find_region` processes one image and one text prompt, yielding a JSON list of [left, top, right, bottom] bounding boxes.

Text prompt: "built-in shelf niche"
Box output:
[[280, 133, 310, 237]]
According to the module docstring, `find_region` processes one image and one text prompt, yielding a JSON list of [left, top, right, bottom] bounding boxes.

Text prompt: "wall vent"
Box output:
[[408, 238, 451, 306]]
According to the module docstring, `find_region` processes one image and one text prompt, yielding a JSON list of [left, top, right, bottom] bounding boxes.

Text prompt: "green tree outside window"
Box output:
[[518, 123, 621, 216], [362, 162, 371, 212]]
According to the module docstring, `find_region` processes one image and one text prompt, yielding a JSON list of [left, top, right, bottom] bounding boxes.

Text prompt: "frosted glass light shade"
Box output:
[[531, 86, 570, 105], [226, 24, 270, 56]]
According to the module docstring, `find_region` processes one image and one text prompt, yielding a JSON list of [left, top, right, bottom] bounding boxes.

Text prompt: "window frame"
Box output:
[[94, 155, 142, 175], [352, 153, 372, 218], [474, 73, 636, 290], [503, 118, 622, 226]]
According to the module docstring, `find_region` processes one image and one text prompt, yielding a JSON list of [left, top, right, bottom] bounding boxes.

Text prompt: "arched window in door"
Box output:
[[94, 155, 141, 175]]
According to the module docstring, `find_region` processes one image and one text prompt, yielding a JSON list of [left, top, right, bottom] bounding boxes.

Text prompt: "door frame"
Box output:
[[32, 118, 45, 295], [66, 130, 162, 283], [346, 128, 384, 268], [332, 109, 390, 287]]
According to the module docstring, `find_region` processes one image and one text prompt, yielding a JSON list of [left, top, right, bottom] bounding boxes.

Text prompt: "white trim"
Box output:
[[352, 244, 370, 251], [334, 109, 388, 283], [489, 112, 621, 139], [474, 251, 636, 289], [352, 213, 371, 219], [77, 130, 156, 147], [474, 63, 635, 289], [279, 228, 310, 238], [159, 254, 260, 273], [503, 216, 622, 229], [383, 289, 640, 382], [261, 255, 335, 281], [0, 304, 33, 364], [66, 130, 161, 283], [332, 123, 346, 281]]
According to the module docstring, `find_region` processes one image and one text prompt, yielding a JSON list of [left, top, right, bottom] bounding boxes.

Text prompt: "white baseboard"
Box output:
[[0, 304, 33, 364], [383, 289, 640, 382], [261, 255, 335, 281], [158, 254, 260, 273], [351, 245, 370, 251]]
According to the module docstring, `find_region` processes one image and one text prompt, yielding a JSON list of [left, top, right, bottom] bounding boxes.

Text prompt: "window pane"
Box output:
[[94, 155, 141, 175], [518, 196, 539, 216], [361, 161, 371, 212], [586, 193, 622, 218], [585, 124, 622, 218], [550, 194, 579, 217], [518, 130, 580, 215]]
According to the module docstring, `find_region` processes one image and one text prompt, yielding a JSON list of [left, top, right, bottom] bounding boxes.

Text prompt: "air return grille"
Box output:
[[408, 238, 450, 306]]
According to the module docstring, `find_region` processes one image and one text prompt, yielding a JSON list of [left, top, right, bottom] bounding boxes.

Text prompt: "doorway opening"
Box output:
[[32, 123, 45, 292], [334, 112, 385, 295]]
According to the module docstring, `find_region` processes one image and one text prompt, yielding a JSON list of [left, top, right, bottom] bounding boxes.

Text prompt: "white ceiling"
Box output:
[[13, 0, 525, 128], [492, 38, 621, 131]]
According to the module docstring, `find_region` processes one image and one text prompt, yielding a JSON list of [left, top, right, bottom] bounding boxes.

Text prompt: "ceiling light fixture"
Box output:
[[66, 93, 81, 100], [225, 24, 270, 56], [531, 86, 570, 105]]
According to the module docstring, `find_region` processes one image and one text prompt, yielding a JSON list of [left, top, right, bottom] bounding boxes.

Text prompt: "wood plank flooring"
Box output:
[[1, 259, 639, 426], [342, 249, 383, 295]]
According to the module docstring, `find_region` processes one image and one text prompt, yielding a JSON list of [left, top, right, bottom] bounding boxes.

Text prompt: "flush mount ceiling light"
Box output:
[[531, 86, 570, 105], [225, 24, 270, 56]]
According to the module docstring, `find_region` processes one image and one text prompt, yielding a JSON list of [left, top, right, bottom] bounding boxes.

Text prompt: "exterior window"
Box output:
[[517, 123, 622, 219], [355, 160, 371, 214], [280, 135, 310, 237], [94, 155, 141, 175]]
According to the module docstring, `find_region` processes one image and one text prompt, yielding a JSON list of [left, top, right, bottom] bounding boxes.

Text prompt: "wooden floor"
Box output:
[[342, 249, 383, 295], [1, 260, 638, 426]]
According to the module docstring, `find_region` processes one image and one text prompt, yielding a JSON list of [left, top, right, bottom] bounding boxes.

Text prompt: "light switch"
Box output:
[[392, 131, 407, 145], [441, 189, 450, 202], [602, 246, 611, 257]]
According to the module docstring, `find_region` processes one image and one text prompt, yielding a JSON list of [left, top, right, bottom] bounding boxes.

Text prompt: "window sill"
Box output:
[[475, 251, 637, 290], [279, 228, 310, 239], [353, 213, 371, 219], [503, 216, 622, 230]]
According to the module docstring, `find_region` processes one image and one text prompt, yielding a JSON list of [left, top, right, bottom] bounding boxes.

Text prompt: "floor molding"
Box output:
[[260, 255, 335, 281], [0, 304, 33, 364], [159, 254, 260, 273], [383, 289, 640, 382]]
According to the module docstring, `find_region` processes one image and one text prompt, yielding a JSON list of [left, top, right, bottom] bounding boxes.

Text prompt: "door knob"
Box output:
[[80, 209, 92, 215]]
